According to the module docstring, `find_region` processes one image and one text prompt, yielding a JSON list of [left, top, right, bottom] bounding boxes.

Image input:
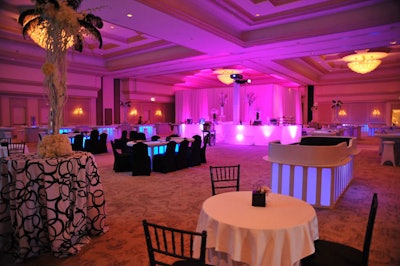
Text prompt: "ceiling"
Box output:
[[0, 0, 399, 90]]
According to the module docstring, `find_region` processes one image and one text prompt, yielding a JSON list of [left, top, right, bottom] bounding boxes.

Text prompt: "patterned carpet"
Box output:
[[1, 138, 399, 266]]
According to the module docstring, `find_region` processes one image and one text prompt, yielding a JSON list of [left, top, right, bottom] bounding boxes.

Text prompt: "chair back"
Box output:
[[7, 142, 25, 155], [1, 138, 12, 144], [165, 141, 177, 156], [72, 134, 84, 151], [121, 130, 128, 140], [137, 132, 147, 141], [176, 139, 189, 170], [362, 193, 378, 265], [131, 142, 151, 176], [200, 134, 208, 163], [90, 129, 99, 141], [110, 140, 120, 157], [166, 134, 179, 141], [151, 135, 160, 141], [152, 141, 177, 173], [129, 131, 138, 141], [99, 133, 108, 153], [210, 164, 240, 195], [189, 135, 202, 166], [142, 220, 207, 266]]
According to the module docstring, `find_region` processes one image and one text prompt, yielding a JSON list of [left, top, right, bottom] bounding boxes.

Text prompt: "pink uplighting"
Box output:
[[289, 125, 300, 138], [236, 134, 244, 142], [262, 126, 273, 137]]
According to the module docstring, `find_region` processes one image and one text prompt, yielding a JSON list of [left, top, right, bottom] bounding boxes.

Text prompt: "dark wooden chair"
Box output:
[[301, 193, 378, 266], [110, 140, 131, 172], [175, 139, 189, 170], [210, 164, 240, 195], [131, 142, 151, 176], [6, 142, 25, 155], [153, 141, 177, 173], [143, 219, 208, 266]]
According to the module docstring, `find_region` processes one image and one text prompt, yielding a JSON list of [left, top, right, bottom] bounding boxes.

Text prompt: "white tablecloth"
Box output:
[[195, 191, 319, 266]]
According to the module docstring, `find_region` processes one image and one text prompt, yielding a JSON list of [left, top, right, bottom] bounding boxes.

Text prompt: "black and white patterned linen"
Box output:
[[0, 151, 108, 259]]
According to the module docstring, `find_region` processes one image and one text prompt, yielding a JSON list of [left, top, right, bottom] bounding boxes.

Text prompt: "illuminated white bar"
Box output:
[[179, 123, 302, 145], [267, 136, 358, 208]]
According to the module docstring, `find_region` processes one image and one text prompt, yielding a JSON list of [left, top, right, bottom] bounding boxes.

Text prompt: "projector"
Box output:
[[230, 74, 243, 79], [235, 79, 252, 84]]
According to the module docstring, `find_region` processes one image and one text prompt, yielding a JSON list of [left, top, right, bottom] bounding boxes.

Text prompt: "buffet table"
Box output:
[[0, 151, 108, 260], [195, 191, 319, 266]]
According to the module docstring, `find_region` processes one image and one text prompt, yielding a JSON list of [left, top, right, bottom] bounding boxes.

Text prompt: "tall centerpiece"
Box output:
[[18, 0, 103, 157], [219, 92, 227, 118], [246, 92, 256, 123], [331, 99, 343, 124]]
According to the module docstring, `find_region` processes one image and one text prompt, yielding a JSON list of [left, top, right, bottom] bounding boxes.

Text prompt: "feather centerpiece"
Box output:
[[18, 0, 103, 157]]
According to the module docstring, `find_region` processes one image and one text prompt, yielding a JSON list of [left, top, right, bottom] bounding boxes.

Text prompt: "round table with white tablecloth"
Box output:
[[195, 191, 319, 266]]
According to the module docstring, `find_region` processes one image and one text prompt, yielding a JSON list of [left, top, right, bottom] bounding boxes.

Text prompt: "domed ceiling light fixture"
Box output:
[[342, 49, 387, 74], [214, 69, 242, 85]]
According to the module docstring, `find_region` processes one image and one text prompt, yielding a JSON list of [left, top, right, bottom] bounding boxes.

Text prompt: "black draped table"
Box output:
[[0, 151, 108, 260]]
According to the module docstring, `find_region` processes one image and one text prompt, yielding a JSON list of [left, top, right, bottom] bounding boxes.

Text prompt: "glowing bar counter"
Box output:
[[267, 136, 358, 208], [179, 123, 302, 145]]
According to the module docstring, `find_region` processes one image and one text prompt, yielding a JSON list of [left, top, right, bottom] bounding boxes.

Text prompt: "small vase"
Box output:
[[252, 191, 266, 207]]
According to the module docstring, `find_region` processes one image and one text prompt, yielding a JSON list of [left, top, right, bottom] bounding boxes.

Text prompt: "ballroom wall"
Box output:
[[1, 61, 399, 129], [313, 80, 400, 126], [0, 63, 175, 127]]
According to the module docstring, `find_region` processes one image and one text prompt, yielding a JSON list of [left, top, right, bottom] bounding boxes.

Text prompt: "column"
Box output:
[[233, 82, 240, 124]]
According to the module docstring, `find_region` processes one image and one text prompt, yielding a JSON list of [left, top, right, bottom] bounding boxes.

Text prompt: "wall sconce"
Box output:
[[155, 110, 162, 116], [73, 107, 83, 116], [372, 109, 381, 117], [130, 109, 138, 116], [338, 109, 347, 116]]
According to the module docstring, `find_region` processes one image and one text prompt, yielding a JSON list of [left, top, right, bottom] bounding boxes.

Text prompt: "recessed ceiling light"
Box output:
[[110, 26, 115, 29], [127, 13, 133, 18], [389, 41, 397, 45], [255, 13, 260, 17]]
